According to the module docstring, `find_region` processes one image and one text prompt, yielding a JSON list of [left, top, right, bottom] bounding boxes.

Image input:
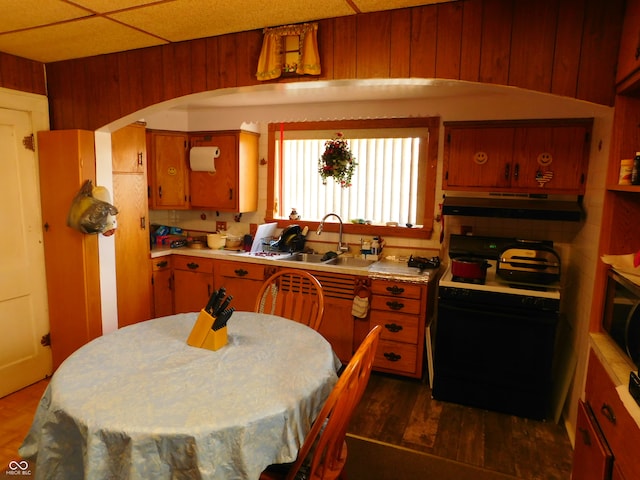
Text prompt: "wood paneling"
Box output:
[[42, 0, 625, 131], [0, 51, 46, 95]]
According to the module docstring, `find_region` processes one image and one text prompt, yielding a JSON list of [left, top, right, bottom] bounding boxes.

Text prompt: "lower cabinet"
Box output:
[[369, 280, 427, 379], [214, 260, 276, 312], [173, 256, 214, 314], [151, 257, 173, 318], [571, 348, 640, 480], [312, 272, 356, 364]]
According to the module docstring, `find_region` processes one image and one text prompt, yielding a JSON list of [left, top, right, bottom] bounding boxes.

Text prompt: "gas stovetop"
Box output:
[[439, 260, 561, 300]]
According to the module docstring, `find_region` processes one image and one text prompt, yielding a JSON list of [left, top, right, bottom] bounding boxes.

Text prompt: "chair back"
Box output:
[[286, 324, 382, 480], [255, 269, 325, 331]]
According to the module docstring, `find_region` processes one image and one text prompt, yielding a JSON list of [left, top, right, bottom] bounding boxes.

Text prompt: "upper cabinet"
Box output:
[[616, 0, 640, 88], [147, 130, 190, 210], [112, 123, 146, 174], [443, 119, 592, 195], [189, 130, 259, 212]]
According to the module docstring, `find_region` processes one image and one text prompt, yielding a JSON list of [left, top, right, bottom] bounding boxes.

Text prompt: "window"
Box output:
[[266, 118, 439, 238]]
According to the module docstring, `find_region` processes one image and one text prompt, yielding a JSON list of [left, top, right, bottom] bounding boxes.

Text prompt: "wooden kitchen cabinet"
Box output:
[[443, 119, 592, 195], [37, 130, 103, 370], [189, 130, 259, 212], [571, 349, 640, 480], [173, 256, 214, 314], [616, 0, 640, 87], [147, 130, 189, 209], [151, 257, 173, 318], [214, 260, 275, 312], [312, 272, 356, 363], [369, 280, 427, 378], [111, 122, 146, 173], [112, 124, 152, 328]]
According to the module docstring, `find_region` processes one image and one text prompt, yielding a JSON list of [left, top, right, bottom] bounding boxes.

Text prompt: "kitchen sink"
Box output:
[[325, 256, 376, 268], [283, 252, 328, 263]]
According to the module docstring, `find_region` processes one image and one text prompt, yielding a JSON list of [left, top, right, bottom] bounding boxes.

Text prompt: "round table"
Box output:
[[20, 312, 340, 480]]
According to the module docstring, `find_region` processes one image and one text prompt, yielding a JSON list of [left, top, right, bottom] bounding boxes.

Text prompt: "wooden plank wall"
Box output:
[[41, 0, 624, 131], [0, 51, 46, 96]]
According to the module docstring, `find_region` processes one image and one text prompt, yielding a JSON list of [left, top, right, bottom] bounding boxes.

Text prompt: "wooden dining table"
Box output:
[[20, 312, 341, 480]]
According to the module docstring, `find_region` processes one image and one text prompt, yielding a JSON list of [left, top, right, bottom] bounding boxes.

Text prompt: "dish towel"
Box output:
[[352, 295, 369, 318]]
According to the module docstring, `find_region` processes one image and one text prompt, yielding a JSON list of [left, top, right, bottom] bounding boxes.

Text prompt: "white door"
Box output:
[[0, 107, 52, 398]]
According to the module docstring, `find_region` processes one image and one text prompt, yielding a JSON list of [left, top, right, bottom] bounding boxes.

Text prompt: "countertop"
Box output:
[[151, 246, 439, 283]]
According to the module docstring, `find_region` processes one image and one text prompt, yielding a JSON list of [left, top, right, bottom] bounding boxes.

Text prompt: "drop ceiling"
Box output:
[[0, 0, 455, 63]]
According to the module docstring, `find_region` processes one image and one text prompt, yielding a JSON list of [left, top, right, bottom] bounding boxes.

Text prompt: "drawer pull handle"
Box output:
[[600, 403, 616, 424], [234, 268, 248, 277], [156, 260, 168, 268], [384, 323, 403, 333], [186, 262, 200, 270], [386, 300, 404, 310], [578, 427, 591, 446], [383, 352, 402, 362], [386, 286, 405, 295]]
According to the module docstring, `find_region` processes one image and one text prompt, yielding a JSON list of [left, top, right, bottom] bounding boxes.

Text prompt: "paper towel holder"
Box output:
[[190, 146, 221, 173]]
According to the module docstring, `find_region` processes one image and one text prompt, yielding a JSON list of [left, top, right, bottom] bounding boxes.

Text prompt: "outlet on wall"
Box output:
[[216, 221, 227, 231]]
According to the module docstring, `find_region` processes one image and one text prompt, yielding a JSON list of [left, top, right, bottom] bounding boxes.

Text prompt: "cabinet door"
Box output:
[[190, 134, 238, 210], [112, 123, 146, 173], [444, 127, 514, 189], [571, 401, 612, 480], [174, 269, 213, 314], [616, 0, 640, 85], [513, 125, 590, 194], [312, 272, 355, 363], [150, 132, 189, 209], [214, 260, 272, 312], [112, 173, 152, 327], [151, 258, 173, 318]]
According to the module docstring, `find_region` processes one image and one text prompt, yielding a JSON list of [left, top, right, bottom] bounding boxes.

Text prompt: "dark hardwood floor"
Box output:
[[1, 373, 573, 480], [348, 372, 574, 480]]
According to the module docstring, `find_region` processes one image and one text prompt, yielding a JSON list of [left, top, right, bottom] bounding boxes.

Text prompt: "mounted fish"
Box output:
[[67, 180, 119, 234]]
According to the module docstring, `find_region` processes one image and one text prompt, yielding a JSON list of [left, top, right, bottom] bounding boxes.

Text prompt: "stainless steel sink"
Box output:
[[325, 256, 376, 268], [283, 252, 328, 263]]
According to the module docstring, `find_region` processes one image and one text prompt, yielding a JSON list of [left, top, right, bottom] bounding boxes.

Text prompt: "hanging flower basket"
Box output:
[[318, 132, 357, 188]]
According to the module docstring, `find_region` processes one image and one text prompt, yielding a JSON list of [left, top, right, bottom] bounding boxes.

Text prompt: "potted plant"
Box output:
[[318, 132, 357, 188]]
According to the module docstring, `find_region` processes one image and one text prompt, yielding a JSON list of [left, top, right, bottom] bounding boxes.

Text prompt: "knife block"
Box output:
[[186, 309, 228, 351]]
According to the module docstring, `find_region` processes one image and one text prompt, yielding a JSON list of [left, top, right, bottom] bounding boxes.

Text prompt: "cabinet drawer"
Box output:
[[151, 257, 171, 271], [371, 280, 422, 299], [217, 260, 266, 280], [586, 351, 640, 480], [370, 311, 419, 344], [173, 256, 214, 273], [373, 340, 418, 375], [371, 295, 421, 315]]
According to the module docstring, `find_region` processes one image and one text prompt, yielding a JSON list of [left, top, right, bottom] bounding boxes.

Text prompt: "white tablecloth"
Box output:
[[20, 312, 340, 480]]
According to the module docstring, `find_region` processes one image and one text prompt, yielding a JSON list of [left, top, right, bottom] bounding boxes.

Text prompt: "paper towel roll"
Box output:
[[190, 146, 220, 172]]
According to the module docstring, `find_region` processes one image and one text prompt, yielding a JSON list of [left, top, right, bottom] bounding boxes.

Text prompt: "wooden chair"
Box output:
[[260, 324, 382, 480], [255, 269, 325, 331]]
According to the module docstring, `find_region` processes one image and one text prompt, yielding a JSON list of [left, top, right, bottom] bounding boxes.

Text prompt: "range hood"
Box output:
[[442, 195, 583, 221]]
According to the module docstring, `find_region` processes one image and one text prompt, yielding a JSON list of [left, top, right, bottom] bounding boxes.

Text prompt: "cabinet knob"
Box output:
[[384, 323, 403, 333], [383, 352, 402, 362], [386, 285, 405, 295], [577, 427, 591, 446], [600, 403, 616, 424], [386, 300, 405, 311]]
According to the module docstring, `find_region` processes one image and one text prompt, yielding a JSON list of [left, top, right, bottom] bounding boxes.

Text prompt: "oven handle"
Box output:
[[438, 299, 559, 322]]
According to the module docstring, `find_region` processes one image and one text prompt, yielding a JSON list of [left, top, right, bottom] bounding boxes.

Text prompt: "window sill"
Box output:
[[265, 217, 433, 239]]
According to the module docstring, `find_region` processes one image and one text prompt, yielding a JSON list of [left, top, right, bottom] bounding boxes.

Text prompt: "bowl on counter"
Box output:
[[207, 233, 226, 250], [224, 235, 243, 250]]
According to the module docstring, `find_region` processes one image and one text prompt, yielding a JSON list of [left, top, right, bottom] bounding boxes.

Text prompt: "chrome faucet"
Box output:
[[316, 213, 348, 253]]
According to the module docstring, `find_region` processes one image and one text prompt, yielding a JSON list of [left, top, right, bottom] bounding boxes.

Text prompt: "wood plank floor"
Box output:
[[348, 373, 574, 480], [1, 374, 573, 479]]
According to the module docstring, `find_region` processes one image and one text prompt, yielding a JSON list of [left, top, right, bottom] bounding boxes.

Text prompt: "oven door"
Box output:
[[432, 298, 558, 420]]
